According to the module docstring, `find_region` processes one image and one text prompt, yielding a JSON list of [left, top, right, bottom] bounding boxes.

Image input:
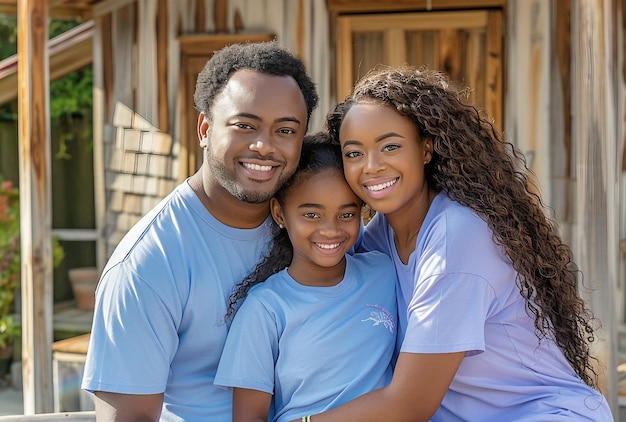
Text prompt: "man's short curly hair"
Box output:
[[194, 41, 319, 129]]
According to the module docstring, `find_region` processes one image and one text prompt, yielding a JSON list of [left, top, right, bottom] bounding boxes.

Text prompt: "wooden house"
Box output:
[[0, 0, 623, 417]]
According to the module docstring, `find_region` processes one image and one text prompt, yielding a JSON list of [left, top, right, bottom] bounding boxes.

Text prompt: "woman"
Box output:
[[299, 66, 613, 421]]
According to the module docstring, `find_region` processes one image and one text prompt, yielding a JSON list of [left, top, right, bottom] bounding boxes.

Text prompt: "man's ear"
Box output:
[[198, 112, 210, 148], [270, 198, 285, 228]]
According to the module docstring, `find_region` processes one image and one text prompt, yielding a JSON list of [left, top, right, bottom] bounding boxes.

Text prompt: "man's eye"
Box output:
[[278, 128, 296, 135], [234, 123, 254, 130]]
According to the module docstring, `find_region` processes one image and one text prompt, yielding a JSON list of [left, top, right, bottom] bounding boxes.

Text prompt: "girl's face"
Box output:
[[339, 102, 432, 218], [271, 168, 361, 286]]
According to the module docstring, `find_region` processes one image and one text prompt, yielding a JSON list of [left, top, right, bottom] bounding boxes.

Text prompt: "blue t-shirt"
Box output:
[[81, 180, 273, 422], [215, 252, 397, 422], [360, 192, 613, 421]]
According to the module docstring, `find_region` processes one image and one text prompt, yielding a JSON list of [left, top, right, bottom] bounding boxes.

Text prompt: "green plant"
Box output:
[[0, 175, 64, 348], [0, 314, 20, 350]]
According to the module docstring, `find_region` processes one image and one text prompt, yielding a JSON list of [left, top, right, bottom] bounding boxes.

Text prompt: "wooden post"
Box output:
[[17, 0, 54, 413], [571, 0, 620, 414]]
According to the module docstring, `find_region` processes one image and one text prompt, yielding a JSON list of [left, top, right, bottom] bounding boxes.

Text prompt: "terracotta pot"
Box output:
[[68, 267, 99, 310]]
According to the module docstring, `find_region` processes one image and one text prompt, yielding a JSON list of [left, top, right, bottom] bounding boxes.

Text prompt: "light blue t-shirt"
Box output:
[[360, 192, 613, 421], [215, 252, 397, 422], [81, 180, 273, 422]]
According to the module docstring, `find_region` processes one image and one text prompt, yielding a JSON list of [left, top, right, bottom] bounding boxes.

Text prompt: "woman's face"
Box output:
[[338, 102, 432, 218]]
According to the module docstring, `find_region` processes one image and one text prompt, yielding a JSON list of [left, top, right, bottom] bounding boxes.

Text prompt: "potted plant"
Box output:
[[0, 175, 64, 377]]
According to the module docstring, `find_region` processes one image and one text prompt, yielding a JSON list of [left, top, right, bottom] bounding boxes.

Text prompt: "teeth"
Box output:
[[316, 243, 340, 249], [243, 163, 273, 171], [366, 179, 397, 191]]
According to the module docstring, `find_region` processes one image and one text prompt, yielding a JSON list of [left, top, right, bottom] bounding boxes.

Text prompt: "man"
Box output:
[[81, 41, 319, 421]]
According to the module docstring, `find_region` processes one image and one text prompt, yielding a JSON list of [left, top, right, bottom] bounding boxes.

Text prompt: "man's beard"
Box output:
[[206, 148, 290, 204]]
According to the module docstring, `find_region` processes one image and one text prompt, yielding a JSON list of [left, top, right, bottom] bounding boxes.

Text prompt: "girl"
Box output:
[[215, 133, 398, 422], [300, 66, 614, 421]]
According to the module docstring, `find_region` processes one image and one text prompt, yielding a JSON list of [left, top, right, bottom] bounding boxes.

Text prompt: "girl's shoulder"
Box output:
[[347, 251, 397, 288], [349, 249, 393, 266]]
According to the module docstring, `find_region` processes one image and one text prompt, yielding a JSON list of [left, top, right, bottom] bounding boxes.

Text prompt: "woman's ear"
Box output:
[[423, 138, 434, 165], [198, 112, 210, 148], [270, 198, 285, 228]]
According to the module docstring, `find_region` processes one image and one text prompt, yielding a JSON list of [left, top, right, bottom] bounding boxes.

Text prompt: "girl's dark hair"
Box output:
[[225, 132, 345, 320], [327, 65, 600, 388]]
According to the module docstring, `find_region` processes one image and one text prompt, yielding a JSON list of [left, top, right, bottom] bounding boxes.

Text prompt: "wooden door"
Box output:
[[336, 10, 503, 129]]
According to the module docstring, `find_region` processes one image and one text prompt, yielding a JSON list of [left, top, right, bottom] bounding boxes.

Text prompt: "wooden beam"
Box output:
[[157, 0, 168, 132], [0, 21, 94, 106], [0, 0, 92, 19], [92, 0, 137, 18], [17, 0, 54, 414], [327, 0, 505, 13]]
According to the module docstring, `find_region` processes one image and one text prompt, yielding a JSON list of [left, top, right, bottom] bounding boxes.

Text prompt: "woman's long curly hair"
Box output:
[[224, 132, 348, 321], [327, 66, 600, 388]]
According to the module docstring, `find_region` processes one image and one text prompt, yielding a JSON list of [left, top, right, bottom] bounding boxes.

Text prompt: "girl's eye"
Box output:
[[303, 212, 320, 219], [339, 212, 356, 219]]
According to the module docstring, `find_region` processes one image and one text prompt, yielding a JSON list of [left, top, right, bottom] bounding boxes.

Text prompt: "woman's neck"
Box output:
[[386, 188, 436, 264]]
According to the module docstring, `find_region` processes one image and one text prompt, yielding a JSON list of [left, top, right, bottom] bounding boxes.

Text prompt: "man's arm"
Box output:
[[93, 391, 164, 422]]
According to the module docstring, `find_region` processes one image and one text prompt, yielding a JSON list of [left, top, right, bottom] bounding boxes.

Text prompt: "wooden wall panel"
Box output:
[[336, 10, 502, 129], [485, 9, 502, 129]]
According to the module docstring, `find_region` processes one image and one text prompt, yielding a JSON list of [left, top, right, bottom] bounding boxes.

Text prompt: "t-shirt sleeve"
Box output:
[[215, 295, 278, 394], [401, 271, 495, 356], [82, 261, 180, 394]]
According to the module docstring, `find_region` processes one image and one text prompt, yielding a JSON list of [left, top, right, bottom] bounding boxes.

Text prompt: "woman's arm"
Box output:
[[233, 387, 272, 422], [300, 351, 464, 422]]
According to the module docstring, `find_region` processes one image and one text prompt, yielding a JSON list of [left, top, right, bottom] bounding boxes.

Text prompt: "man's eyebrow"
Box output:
[[275, 116, 302, 125], [232, 112, 261, 121], [232, 113, 302, 126]]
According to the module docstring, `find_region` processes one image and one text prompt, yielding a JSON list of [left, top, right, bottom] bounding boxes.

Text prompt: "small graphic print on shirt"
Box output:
[[361, 304, 395, 333]]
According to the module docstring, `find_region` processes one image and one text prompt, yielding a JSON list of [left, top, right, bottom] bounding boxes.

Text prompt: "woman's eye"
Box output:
[[345, 151, 362, 158], [382, 144, 400, 152], [339, 212, 355, 219]]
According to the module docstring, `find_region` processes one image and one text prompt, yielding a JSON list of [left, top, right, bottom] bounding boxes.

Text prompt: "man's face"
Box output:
[[199, 69, 308, 204]]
